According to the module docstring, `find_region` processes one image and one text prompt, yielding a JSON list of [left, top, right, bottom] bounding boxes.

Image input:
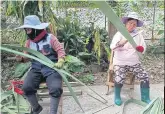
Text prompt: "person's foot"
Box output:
[[115, 97, 122, 106], [31, 105, 43, 114]]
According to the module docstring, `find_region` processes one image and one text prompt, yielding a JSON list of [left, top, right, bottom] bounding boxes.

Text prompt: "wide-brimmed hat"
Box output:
[[121, 12, 143, 27], [15, 15, 49, 29]]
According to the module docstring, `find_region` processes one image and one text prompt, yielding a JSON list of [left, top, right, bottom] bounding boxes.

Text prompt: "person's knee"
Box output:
[[49, 87, 63, 98], [140, 80, 149, 88], [115, 82, 123, 87], [115, 76, 124, 85]]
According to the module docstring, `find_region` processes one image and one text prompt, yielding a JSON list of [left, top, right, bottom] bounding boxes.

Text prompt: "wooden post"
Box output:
[[108, 21, 117, 44], [58, 83, 63, 114], [106, 50, 114, 95]]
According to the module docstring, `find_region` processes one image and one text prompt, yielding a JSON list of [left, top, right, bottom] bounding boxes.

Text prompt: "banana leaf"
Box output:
[[89, 1, 142, 59]]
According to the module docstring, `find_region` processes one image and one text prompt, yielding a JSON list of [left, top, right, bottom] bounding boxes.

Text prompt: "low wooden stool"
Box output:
[[106, 50, 135, 97]]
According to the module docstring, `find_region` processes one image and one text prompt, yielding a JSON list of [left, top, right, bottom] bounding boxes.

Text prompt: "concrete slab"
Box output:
[[39, 83, 164, 114]]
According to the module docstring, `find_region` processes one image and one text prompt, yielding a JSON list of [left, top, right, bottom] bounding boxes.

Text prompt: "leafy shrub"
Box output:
[[63, 55, 85, 73], [76, 74, 94, 85]]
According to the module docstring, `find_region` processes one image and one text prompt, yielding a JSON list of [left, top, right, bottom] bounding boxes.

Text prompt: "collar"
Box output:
[[30, 30, 47, 43]]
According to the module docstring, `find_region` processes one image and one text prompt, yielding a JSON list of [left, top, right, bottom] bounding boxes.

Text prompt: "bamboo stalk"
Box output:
[[37, 90, 82, 96]]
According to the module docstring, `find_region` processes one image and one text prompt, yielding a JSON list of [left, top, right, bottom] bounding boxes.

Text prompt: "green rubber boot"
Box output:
[[140, 81, 151, 104], [114, 83, 123, 106], [141, 87, 151, 104]]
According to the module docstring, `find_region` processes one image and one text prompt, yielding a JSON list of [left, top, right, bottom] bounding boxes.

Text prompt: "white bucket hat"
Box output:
[[15, 15, 49, 29], [121, 12, 143, 27]]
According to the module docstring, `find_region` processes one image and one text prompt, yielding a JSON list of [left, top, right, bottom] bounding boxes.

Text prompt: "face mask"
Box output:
[[26, 29, 44, 40]]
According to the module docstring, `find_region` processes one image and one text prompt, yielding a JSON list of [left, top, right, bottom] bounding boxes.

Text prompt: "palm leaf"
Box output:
[[0, 46, 53, 68], [140, 97, 164, 114], [0, 45, 84, 111], [90, 1, 142, 58], [2, 44, 53, 64], [2, 107, 17, 114], [0, 45, 108, 112], [59, 73, 84, 112], [1, 90, 13, 102], [1, 44, 108, 103], [57, 69, 107, 103]]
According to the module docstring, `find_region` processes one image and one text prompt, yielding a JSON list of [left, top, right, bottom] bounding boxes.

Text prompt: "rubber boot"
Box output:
[[31, 105, 43, 114], [140, 81, 151, 104], [114, 83, 123, 106], [25, 94, 43, 114], [49, 96, 61, 114]]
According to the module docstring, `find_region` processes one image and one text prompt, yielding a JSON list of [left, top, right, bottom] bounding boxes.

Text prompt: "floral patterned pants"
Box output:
[[113, 63, 149, 84]]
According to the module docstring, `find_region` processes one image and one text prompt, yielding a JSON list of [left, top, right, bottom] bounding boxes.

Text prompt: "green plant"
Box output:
[[14, 62, 31, 78], [102, 42, 111, 62], [1, 90, 30, 114], [56, 17, 86, 55], [82, 24, 109, 64], [76, 74, 94, 85], [156, 15, 164, 45], [94, 27, 101, 65], [63, 55, 85, 73]]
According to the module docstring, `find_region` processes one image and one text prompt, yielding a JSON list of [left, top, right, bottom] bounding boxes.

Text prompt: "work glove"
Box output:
[[136, 46, 144, 53], [54, 58, 65, 68]]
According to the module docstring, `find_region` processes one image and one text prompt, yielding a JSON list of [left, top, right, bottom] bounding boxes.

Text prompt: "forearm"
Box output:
[[50, 35, 66, 59], [110, 41, 127, 51]]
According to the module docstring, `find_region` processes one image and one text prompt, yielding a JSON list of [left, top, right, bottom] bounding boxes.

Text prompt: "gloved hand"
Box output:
[[54, 58, 65, 68], [136, 46, 144, 52]]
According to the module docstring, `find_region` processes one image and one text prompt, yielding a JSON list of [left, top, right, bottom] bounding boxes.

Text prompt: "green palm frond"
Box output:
[[0, 45, 108, 113]]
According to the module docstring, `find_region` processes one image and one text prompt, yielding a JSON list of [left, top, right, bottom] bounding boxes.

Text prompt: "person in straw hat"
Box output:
[[15, 15, 65, 114], [110, 12, 151, 106]]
